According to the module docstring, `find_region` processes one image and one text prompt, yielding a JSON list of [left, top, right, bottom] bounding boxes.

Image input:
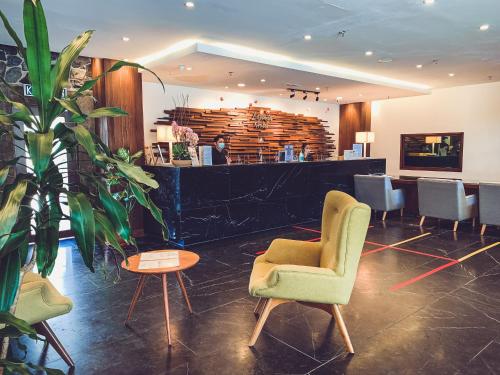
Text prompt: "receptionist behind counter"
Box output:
[[212, 134, 232, 165]]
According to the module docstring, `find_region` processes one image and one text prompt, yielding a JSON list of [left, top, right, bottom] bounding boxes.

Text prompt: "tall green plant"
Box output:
[[0, 0, 168, 371]]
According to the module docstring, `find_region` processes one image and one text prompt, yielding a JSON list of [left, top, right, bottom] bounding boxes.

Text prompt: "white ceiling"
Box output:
[[2, 0, 500, 102]]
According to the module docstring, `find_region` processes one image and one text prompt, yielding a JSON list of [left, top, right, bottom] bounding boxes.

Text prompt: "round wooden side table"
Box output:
[[121, 250, 200, 346]]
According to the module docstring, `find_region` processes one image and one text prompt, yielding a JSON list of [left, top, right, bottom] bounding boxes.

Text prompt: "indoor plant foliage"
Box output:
[[171, 121, 198, 165], [0, 0, 168, 371]]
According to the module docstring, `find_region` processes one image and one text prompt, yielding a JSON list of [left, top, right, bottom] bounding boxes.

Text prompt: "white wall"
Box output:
[[371, 81, 500, 182], [142, 82, 339, 156]]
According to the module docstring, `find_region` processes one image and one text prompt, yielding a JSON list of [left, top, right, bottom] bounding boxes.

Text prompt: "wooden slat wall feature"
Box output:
[[152, 106, 335, 163], [339, 102, 371, 156]]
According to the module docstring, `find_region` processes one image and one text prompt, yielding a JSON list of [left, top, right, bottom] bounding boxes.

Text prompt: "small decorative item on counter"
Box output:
[[171, 121, 199, 167]]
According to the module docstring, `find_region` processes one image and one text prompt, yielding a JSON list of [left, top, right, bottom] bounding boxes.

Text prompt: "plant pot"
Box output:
[[172, 159, 192, 167]]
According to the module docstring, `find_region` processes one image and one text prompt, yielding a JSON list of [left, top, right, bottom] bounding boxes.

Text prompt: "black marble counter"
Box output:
[[144, 159, 385, 246]]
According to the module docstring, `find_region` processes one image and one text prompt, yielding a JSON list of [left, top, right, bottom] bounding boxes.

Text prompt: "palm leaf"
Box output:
[[67, 192, 95, 271], [26, 130, 54, 179], [0, 10, 26, 60], [23, 0, 52, 131], [87, 107, 128, 118], [96, 154, 159, 188], [98, 184, 131, 243], [0, 179, 28, 252], [94, 211, 127, 259], [71, 124, 97, 160], [0, 251, 21, 312]]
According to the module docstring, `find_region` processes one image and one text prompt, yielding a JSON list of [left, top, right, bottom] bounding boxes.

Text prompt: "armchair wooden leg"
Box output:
[[453, 221, 459, 232], [382, 211, 387, 221], [481, 224, 487, 236], [249, 298, 288, 346], [253, 297, 267, 316], [419, 216, 426, 227], [33, 321, 75, 368], [332, 305, 354, 354]]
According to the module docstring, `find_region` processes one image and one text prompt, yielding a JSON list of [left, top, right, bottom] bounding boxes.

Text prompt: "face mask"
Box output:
[[218, 142, 225, 150]]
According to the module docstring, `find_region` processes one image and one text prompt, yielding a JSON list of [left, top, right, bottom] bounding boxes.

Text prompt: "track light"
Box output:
[[303, 91, 308, 100], [290, 90, 295, 98]]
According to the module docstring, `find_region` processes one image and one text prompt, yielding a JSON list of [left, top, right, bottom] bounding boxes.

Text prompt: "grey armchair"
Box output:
[[354, 174, 405, 220], [417, 178, 477, 231], [479, 182, 500, 235]]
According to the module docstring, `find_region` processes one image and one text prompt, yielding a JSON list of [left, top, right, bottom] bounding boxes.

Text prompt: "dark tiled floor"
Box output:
[[10, 216, 500, 374]]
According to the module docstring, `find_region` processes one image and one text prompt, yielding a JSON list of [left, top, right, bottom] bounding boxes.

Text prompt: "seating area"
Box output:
[[1, 1, 500, 374]]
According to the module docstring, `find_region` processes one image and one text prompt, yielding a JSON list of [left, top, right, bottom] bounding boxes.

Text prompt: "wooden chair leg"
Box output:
[[382, 211, 387, 221], [419, 216, 426, 227], [453, 221, 459, 232], [249, 298, 288, 346], [332, 304, 354, 354], [253, 297, 267, 315], [481, 224, 487, 236], [33, 321, 75, 368]]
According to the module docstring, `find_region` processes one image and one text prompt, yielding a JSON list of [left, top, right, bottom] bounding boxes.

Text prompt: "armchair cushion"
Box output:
[[15, 272, 73, 325], [264, 239, 322, 267]]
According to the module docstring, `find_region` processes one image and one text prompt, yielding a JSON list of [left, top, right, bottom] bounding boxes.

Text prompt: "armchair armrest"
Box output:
[[251, 264, 345, 304], [263, 238, 322, 267]]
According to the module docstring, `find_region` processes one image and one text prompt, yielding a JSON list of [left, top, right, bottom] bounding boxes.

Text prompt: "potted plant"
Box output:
[[171, 121, 199, 167], [0, 1, 168, 372]]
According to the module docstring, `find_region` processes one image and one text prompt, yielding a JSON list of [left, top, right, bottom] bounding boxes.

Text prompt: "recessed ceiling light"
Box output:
[[315, 87, 320, 91], [122, 36, 130, 42], [186, 66, 193, 71], [423, 0, 435, 5], [480, 24, 490, 31], [448, 73, 455, 77], [260, 78, 266, 83], [416, 64, 423, 69], [124, 58, 129, 62], [304, 34, 312, 41], [237, 83, 246, 87], [185, 1, 195, 8], [224, 86, 229, 89], [336, 96, 343, 101], [378, 58, 393, 63], [365, 51, 373, 56], [279, 93, 283, 96], [323, 98, 327, 102]]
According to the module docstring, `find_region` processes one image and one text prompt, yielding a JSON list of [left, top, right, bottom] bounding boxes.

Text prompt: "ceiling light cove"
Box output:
[[480, 24, 490, 31], [365, 51, 373, 56], [136, 40, 432, 94], [304, 35, 312, 41]]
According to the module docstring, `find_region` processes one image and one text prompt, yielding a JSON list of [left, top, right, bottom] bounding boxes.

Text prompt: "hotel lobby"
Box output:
[[0, 0, 500, 374]]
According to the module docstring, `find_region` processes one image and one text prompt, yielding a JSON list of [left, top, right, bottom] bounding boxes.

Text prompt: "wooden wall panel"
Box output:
[[153, 106, 335, 162], [339, 102, 371, 156]]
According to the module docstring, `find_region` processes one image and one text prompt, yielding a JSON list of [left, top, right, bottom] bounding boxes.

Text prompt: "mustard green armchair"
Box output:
[[248, 191, 371, 352], [15, 272, 74, 368]]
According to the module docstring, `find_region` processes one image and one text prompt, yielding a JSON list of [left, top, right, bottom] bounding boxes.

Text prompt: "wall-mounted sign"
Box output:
[[23, 84, 67, 98], [252, 111, 273, 129]]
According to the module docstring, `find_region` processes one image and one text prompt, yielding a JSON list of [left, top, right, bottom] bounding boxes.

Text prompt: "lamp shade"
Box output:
[[355, 131, 375, 143], [425, 136, 442, 144], [157, 125, 176, 142]]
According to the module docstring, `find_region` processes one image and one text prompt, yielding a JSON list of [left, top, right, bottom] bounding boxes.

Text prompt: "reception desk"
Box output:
[[144, 159, 386, 246]]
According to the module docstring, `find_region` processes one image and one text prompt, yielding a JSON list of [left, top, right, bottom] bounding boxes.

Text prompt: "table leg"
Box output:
[[176, 271, 193, 313], [161, 274, 172, 346], [124, 275, 147, 325]]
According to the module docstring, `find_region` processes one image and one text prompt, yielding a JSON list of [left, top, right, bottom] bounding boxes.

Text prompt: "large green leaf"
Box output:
[[129, 181, 169, 240], [72, 60, 165, 98], [26, 130, 54, 179], [54, 98, 82, 116], [94, 211, 126, 259], [0, 312, 37, 338], [70, 124, 97, 160], [0, 360, 64, 375], [0, 179, 27, 252], [96, 154, 159, 188], [98, 184, 131, 243], [23, 0, 52, 131], [0, 166, 10, 186], [0, 229, 30, 261], [87, 107, 128, 118], [67, 192, 95, 271], [0, 251, 20, 312], [0, 10, 26, 60], [50, 30, 93, 99]]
